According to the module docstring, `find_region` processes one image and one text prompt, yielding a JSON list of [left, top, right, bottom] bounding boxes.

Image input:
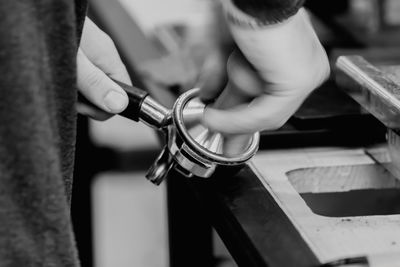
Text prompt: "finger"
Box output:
[[77, 49, 128, 116], [207, 51, 265, 108], [137, 50, 198, 94], [81, 18, 131, 85], [203, 92, 307, 135], [198, 51, 227, 102], [76, 102, 113, 121]]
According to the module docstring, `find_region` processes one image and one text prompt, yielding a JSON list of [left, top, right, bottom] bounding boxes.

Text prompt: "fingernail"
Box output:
[[103, 91, 127, 112]]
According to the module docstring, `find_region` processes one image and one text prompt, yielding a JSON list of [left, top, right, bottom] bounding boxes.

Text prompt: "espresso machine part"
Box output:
[[93, 80, 260, 185], [336, 55, 400, 178]]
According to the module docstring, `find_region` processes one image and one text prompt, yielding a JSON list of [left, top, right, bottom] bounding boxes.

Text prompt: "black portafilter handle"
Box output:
[[114, 80, 149, 122], [78, 79, 170, 129]]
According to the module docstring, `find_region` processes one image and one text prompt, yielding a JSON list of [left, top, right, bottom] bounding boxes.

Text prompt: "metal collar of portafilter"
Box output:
[[145, 88, 260, 185], [174, 89, 259, 165], [100, 80, 260, 185]]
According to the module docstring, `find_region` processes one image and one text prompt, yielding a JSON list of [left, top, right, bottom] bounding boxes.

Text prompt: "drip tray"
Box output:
[[301, 189, 400, 217], [287, 164, 400, 217]]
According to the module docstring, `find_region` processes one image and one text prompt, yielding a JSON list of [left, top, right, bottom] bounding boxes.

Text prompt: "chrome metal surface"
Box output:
[[141, 88, 260, 183], [139, 96, 171, 129], [336, 55, 400, 130], [166, 125, 215, 178], [173, 89, 260, 165], [146, 146, 175, 185], [336, 55, 400, 180]]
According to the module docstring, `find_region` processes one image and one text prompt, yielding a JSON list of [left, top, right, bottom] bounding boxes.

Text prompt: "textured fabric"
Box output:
[[0, 0, 86, 266], [232, 0, 304, 24]]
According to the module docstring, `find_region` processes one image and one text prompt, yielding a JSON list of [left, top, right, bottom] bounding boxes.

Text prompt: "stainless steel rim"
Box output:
[[172, 88, 260, 165]]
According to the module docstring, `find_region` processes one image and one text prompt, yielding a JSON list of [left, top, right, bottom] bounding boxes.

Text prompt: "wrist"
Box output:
[[220, 0, 304, 28]]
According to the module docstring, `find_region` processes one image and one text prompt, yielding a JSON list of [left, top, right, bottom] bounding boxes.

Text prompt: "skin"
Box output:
[[76, 18, 130, 121], [202, 8, 330, 135], [78, 10, 329, 140]]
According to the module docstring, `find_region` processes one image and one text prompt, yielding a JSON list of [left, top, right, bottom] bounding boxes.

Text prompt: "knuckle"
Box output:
[[109, 59, 127, 74], [102, 33, 116, 48], [84, 68, 105, 89], [282, 72, 318, 93], [296, 54, 330, 90]]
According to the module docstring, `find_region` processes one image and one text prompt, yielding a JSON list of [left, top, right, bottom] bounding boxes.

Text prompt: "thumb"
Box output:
[[77, 49, 129, 115]]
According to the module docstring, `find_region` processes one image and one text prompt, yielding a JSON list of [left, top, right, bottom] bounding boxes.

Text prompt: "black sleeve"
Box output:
[[232, 0, 305, 24]]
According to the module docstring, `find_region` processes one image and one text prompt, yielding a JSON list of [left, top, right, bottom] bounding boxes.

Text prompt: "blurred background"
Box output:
[[75, 1, 231, 267], [71, 0, 400, 266]]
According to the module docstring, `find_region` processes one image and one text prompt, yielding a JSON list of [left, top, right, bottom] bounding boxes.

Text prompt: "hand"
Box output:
[[136, 24, 228, 107], [77, 18, 131, 120], [202, 8, 330, 135]]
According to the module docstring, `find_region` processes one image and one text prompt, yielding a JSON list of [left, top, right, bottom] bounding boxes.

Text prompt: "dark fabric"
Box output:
[[0, 0, 86, 266], [233, 0, 305, 24]]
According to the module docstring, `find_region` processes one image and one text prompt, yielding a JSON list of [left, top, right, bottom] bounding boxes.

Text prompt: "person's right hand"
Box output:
[[202, 8, 330, 135]]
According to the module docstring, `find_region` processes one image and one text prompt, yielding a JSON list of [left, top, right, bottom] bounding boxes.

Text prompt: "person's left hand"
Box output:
[[77, 18, 131, 120]]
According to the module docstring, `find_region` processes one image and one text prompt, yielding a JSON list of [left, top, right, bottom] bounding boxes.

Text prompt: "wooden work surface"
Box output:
[[251, 146, 400, 264]]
